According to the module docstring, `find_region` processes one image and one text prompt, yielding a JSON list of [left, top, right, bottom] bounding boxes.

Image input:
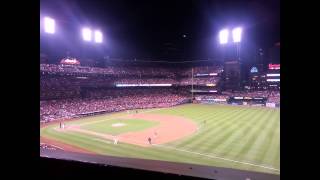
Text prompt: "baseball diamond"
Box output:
[[40, 104, 280, 175], [40, 1, 280, 179]]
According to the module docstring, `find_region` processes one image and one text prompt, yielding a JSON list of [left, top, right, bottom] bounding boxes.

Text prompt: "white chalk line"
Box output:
[[41, 143, 64, 150], [92, 138, 112, 144], [152, 144, 280, 172], [53, 107, 279, 172], [50, 144, 64, 150], [90, 136, 151, 147], [89, 134, 279, 172]]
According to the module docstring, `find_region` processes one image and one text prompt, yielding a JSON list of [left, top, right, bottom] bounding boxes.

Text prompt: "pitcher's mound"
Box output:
[[112, 123, 126, 127]]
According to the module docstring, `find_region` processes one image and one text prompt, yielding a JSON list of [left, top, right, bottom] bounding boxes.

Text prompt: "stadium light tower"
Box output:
[[219, 29, 229, 44], [219, 27, 243, 61], [82, 28, 92, 41], [232, 27, 242, 43], [94, 30, 103, 43], [44, 17, 55, 34], [232, 27, 242, 60]]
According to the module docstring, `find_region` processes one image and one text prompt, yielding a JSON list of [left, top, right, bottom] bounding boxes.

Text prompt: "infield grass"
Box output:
[[40, 104, 280, 175], [81, 118, 159, 135]]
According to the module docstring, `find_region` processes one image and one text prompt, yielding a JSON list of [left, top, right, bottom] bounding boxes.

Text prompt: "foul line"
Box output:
[[41, 144, 64, 150], [50, 144, 64, 150], [92, 138, 112, 144], [89, 134, 279, 172], [53, 107, 279, 172], [152, 144, 280, 172]]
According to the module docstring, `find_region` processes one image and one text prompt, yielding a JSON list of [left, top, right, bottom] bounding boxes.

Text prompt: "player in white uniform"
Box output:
[[114, 138, 118, 145]]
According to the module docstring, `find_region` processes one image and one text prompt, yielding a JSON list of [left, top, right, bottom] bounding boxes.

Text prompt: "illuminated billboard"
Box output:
[[268, 64, 280, 70], [267, 79, 280, 82], [267, 74, 280, 77], [206, 84, 216, 87]]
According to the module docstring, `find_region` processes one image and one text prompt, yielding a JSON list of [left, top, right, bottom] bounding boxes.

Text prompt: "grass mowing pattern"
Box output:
[[40, 104, 280, 174], [81, 118, 159, 135]]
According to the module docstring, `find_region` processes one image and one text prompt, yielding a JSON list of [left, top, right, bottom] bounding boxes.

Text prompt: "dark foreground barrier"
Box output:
[[41, 148, 280, 180]]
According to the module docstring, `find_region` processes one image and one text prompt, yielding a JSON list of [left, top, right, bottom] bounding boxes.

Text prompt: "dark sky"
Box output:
[[40, 0, 279, 62]]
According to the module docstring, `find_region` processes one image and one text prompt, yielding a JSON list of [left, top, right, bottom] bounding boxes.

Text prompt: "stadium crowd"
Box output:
[[40, 64, 223, 78], [179, 77, 220, 85], [40, 63, 279, 122], [222, 91, 271, 98], [178, 66, 223, 76], [114, 78, 177, 84], [40, 64, 176, 77], [41, 71, 222, 92], [195, 95, 229, 100], [40, 88, 189, 122], [266, 91, 280, 104]]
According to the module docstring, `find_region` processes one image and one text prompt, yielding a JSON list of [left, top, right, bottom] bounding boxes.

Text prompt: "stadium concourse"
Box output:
[[40, 63, 280, 123]]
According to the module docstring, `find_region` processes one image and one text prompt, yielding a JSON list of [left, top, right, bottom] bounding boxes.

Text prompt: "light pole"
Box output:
[[232, 27, 242, 61], [81, 27, 104, 61], [219, 29, 229, 45], [41, 16, 56, 63], [219, 27, 243, 91], [219, 29, 229, 61], [219, 27, 242, 61], [43, 17, 55, 34]]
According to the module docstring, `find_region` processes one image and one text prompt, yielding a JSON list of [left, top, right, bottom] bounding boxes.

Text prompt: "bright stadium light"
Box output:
[[267, 73, 280, 77], [219, 29, 229, 44], [82, 28, 92, 41], [232, 27, 242, 43], [44, 17, 55, 34], [94, 30, 103, 43], [267, 79, 280, 82]]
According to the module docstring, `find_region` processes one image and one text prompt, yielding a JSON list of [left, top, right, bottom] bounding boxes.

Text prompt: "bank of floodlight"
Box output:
[[219, 29, 229, 44], [82, 27, 92, 41], [94, 30, 103, 43], [232, 27, 242, 43], [44, 17, 55, 34]]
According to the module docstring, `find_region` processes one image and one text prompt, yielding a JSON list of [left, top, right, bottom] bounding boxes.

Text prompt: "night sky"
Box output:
[[40, 0, 279, 63]]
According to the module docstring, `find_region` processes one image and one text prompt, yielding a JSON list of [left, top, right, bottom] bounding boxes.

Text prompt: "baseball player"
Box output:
[[114, 138, 118, 145]]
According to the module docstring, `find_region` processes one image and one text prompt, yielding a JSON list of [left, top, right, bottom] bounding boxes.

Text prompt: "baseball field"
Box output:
[[40, 104, 280, 175]]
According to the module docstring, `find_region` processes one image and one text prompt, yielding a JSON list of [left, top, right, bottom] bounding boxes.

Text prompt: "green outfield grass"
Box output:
[[40, 104, 280, 175], [81, 118, 159, 135]]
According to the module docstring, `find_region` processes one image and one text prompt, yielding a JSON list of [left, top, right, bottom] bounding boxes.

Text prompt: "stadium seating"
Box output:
[[40, 63, 279, 122], [40, 88, 189, 122]]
